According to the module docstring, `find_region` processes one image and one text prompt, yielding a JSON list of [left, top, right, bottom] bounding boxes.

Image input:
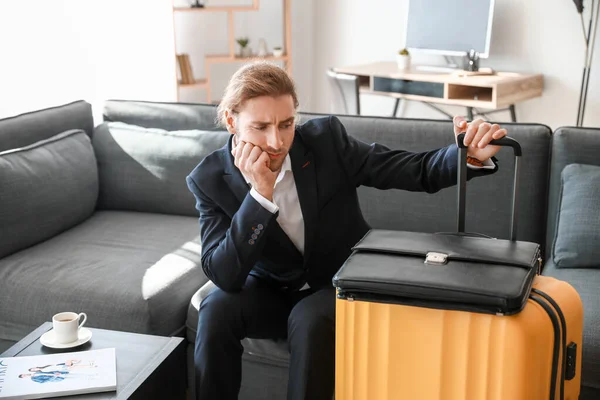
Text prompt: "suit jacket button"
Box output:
[[251, 234, 258, 240], [248, 239, 255, 245], [257, 224, 264, 230], [254, 229, 260, 234]]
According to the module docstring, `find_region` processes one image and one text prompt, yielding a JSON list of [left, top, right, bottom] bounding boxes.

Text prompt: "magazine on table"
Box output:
[[0, 348, 117, 399]]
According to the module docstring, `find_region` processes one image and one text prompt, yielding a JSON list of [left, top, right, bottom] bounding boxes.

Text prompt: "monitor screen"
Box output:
[[405, 0, 495, 58]]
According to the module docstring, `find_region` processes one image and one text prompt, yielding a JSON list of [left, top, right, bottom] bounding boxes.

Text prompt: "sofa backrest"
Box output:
[[100, 101, 230, 217], [104, 100, 552, 252], [92, 121, 229, 217], [103, 100, 221, 131], [546, 126, 600, 258], [0, 101, 94, 152], [0, 130, 98, 259], [298, 113, 552, 252]]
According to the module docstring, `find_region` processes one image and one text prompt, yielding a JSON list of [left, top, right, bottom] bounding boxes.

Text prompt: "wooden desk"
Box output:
[[333, 61, 544, 122]]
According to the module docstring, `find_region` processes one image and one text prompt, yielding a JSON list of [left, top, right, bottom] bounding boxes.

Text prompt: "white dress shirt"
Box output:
[[241, 155, 305, 255]]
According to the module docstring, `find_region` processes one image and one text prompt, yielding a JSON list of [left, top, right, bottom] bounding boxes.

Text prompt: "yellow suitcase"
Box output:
[[333, 136, 583, 399], [335, 275, 583, 400]]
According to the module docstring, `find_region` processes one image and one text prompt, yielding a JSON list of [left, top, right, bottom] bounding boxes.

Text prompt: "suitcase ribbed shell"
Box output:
[[335, 276, 583, 400]]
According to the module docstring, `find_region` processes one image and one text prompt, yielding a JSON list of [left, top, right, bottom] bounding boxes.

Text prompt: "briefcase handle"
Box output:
[[456, 133, 522, 241]]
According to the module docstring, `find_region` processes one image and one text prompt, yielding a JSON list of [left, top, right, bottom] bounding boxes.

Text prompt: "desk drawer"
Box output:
[[373, 77, 444, 98]]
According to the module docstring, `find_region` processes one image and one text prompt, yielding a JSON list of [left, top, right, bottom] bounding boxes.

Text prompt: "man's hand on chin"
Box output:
[[232, 139, 278, 202], [453, 116, 508, 162]]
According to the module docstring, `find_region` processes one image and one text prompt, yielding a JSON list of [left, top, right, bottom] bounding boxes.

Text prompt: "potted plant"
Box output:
[[237, 37, 251, 57], [272, 46, 284, 57], [257, 38, 268, 57], [397, 48, 411, 70]]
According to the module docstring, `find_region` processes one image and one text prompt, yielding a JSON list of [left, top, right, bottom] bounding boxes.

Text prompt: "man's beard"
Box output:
[[268, 157, 285, 172]]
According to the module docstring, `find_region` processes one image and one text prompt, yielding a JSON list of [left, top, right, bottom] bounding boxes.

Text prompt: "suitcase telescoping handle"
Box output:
[[456, 133, 522, 241]]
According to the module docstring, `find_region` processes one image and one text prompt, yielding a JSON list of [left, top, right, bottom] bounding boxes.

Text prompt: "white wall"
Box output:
[[311, 0, 600, 129], [0, 0, 176, 122], [0, 0, 314, 120], [2, 1, 596, 129]]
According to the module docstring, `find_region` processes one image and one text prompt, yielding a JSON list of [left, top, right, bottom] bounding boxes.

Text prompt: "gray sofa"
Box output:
[[0, 101, 211, 352], [1, 99, 598, 399]]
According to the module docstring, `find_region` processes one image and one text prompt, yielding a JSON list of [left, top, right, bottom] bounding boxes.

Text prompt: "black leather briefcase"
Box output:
[[332, 134, 542, 316]]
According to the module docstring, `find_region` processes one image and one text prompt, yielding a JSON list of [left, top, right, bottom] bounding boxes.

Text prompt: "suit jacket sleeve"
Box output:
[[328, 116, 497, 193], [186, 176, 277, 292]]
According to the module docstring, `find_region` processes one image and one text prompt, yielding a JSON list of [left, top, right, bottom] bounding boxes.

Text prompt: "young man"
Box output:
[[186, 62, 507, 400]]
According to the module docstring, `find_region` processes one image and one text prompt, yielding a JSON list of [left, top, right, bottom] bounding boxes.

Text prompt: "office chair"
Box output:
[[326, 69, 361, 115]]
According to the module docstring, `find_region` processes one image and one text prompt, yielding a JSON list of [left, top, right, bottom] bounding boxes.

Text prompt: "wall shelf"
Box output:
[[173, 0, 292, 103], [173, 5, 259, 13], [178, 79, 208, 88], [205, 54, 290, 63]]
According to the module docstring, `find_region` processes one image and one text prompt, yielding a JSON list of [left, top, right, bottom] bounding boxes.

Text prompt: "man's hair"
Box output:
[[216, 61, 299, 127]]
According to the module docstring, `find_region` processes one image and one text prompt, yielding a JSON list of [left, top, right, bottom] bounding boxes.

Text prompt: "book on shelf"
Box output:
[[0, 348, 117, 400], [177, 53, 195, 84], [176, 54, 187, 83], [184, 54, 195, 83]]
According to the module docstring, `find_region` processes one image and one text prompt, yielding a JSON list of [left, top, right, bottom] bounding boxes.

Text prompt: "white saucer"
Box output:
[[40, 327, 93, 349]]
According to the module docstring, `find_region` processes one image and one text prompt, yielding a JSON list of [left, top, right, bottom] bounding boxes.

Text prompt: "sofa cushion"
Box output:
[[93, 122, 229, 217], [187, 281, 290, 364], [0, 100, 94, 152], [0, 210, 208, 347], [542, 260, 600, 391], [553, 164, 600, 268], [0, 129, 98, 259], [102, 103, 552, 251], [103, 100, 220, 131], [546, 127, 600, 259]]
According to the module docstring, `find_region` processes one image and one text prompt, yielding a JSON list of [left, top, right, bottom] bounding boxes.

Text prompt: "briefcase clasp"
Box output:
[[425, 252, 448, 266]]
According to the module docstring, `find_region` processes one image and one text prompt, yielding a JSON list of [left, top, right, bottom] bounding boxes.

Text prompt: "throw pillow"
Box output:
[[0, 129, 98, 258], [553, 163, 600, 268], [92, 122, 230, 217]]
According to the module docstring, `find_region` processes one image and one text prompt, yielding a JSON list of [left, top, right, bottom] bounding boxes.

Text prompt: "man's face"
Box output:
[[227, 95, 296, 172]]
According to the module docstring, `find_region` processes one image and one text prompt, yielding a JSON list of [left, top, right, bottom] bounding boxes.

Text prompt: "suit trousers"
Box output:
[[194, 275, 336, 400]]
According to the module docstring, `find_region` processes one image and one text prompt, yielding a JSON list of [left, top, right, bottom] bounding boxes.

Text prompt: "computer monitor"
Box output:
[[405, 0, 495, 58]]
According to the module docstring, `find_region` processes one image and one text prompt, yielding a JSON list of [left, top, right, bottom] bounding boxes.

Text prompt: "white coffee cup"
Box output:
[[52, 312, 87, 344]]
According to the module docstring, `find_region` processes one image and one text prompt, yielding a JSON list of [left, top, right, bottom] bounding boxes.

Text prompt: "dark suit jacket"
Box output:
[[186, 116, 497, 293]]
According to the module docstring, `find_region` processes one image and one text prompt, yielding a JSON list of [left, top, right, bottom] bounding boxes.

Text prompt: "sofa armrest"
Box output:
[[186, 281, 217, 342]]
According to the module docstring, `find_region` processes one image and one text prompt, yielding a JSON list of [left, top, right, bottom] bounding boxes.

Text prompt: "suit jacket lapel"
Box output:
[[222, 136, 250, 205], [289, 134, 318, 266]]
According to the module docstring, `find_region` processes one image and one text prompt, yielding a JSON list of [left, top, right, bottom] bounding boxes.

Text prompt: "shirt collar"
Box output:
[[240, 154, 292, 188]]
